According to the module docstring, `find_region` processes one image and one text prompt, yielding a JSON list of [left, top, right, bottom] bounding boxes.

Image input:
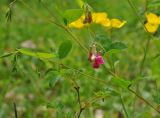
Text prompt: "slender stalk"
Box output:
[[120, 96, 129, 118], [128, 87, 160, 113], [144, 0, 148, 12], [39, 1, 59, 22], [77, 108, 84, 118], [60, 63, 109, 84], [126, 0, 154, 75], [125, 0, 159, 114], [13, 102, 18, 118], [126, 0, 147, 31], [139, 37, 150, 75], [74, 86, 84, 118]]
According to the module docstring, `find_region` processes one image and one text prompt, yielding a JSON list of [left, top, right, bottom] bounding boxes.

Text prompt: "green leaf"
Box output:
[[6, 7, 12, 22], [46, 71, 60, 88], [63, 9, 83, 25], [110, 42, 127, 50], [105, 49, 121, 55], [0, 52, 14, 58], [58, 40, 72, 59], [76, 0, 84, 8], [112, 77, 131, 89], [17, 49, 57, 59]]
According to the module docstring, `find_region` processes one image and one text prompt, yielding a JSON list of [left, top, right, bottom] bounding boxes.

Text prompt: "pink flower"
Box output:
[[93, 61, 100, 68], [92, 54, 104, 69], [95, 54, 104, 64], [88, 44, 105, 69]]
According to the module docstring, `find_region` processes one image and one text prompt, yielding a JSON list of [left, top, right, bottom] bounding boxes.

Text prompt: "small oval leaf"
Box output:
[[17, 49, 57, 59], [58, 40, 72, 59], [110, 42, 127, 50]]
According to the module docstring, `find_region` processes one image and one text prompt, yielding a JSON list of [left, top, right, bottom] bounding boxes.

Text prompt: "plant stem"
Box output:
[[13, 102, 18, 118], [74, 86, 84, 118], [139, 37, 150, 75], [120, 96, 129, 118], [128, 87, 160, 113], [77, 108, 84, 118], [60, 63, 109, 84], [126, 0, 147, 31], [144, 0, 148, 12]]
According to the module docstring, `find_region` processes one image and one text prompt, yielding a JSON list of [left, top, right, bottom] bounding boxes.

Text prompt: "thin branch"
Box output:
[[13, 102, 18, 118], [74, 86, 84, 118], [125, 0, 153, 75], [126, 0, 147, 31], [39, 1, 59, 22], [139, 37, 150, 74], [120, 96, 129, 118], [60, 63, 109, 84], [128, 87, 160, 113]]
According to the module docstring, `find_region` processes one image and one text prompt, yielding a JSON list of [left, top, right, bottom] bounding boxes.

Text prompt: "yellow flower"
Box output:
[[145, 12, 160, 33], [68, 16, 85, 29], [68, 12, 126, 29], [68, 12, 110, 28], [110, 19, 126, 28], [145, 23, 159, 34], [145, 13, 160, 24]]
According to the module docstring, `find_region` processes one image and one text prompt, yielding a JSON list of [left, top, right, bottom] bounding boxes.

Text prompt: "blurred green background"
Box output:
[[0, 0, 160, 117]]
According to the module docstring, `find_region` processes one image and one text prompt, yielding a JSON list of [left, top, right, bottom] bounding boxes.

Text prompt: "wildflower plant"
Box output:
[[1, 0, 160, 118]]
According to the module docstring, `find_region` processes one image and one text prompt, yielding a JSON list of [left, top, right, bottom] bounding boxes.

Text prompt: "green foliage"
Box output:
[[58, 40, 72, 59], [1, 0, 160, 117], [46, 70, 60, 88], [17, 49, 57, 59], [63, 9, 83, 25], [0, 52, 14, 58], [110, 42, 127, 50]]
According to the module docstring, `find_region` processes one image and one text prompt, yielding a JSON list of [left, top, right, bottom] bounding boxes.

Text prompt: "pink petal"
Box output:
[[93, 61, 100, 69], [95, 55, 104, 65]]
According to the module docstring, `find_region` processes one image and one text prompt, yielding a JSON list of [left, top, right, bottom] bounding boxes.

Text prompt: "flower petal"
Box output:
[[92, 12, 108, 24], [145, 22, 159, 34], [100, 18, 111, 27], [68, 18, 85, 29], [146, 12, 160, 24], [111, 19, 126, 28], [95, 55, 104, 65], [93, 61, 100, 69]]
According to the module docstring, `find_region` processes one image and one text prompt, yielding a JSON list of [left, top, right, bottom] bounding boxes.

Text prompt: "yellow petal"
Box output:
[[100, 18, 111, 27], [145, 22, 159, 33], [68, 16, 85, 29], [146, 12, 160, 24], [111, 19, 126, 28], [92, 12, 108, 24]]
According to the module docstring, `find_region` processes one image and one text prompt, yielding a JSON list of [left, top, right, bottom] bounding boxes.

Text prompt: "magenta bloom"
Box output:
[[88, 44, 105, 69], [92, 54, 104, 69]]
